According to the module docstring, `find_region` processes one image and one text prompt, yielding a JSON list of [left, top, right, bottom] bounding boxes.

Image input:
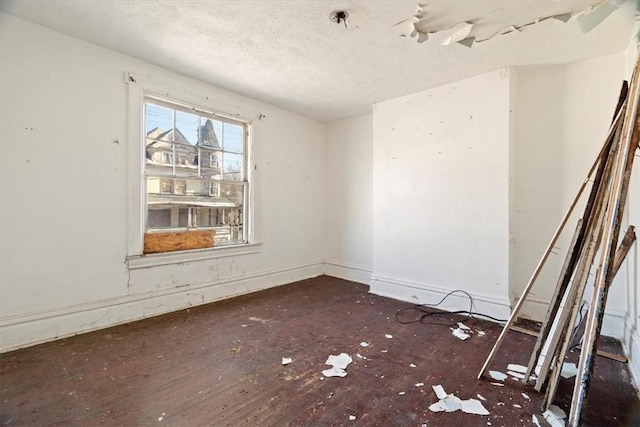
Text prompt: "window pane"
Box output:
[[223, 123, 244, 153], [223, 153, 243, 181], [175, 111, 199, 145], [220, 182, 244, 204], [145, 103, 173, 140], [148, 209, 171, 229]]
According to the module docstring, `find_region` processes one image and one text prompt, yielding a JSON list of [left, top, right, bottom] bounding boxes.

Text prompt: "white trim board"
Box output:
[[0, 262, 322, 353], [323, 261, 372, 285], [369, 274, 512, 322]]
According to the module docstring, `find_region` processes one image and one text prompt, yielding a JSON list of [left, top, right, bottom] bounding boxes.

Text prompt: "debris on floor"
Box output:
[[457, 322, 471, 330], [451, 327, 471, 340], [385, 334, 393, 339], [560, 362, 578, 379], [522, 392, 531, 400], [489, 370, 508, 381], [349, 415, 356, 421], [282, 357, 292, 365], [360, 342, 370, 347], [542, 405, 567, 427], [322, 353, 353, 377], [477, 394, 486, 401], [429, 385, 489, 415]]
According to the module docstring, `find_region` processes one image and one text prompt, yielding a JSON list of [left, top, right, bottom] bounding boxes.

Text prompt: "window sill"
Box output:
[[127, 242, 262, 270]]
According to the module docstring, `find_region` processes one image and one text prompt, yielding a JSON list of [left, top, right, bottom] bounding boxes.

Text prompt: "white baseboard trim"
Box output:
[[622, 316, 640, 391], [323, 260, 372, 285], [0, 261, 323, 353], [517, 295, 625, 339], [369, 274, 512, 322]]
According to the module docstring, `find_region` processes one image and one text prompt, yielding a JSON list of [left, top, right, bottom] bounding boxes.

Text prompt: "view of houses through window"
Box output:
[[144, 98, 248, 245]]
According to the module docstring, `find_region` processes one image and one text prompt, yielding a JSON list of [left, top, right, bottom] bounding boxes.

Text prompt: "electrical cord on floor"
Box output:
[[394, 289, 508, 327]]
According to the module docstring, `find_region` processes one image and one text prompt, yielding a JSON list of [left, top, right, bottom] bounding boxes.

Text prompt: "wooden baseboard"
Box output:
[[144, 230, 215, 254]]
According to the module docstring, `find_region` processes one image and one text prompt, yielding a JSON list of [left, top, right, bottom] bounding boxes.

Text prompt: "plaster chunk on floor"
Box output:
[[322, 353, 352, 377], [451, 327, 470, 340], [489, 370, 508, 381], [429, 384, 489, 416]]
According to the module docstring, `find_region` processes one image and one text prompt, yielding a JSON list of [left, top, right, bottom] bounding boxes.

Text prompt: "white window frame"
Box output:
[[125, 72, 261, 269]]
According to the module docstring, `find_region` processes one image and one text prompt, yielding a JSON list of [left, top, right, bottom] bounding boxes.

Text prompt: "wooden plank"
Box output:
[[523, 86, 629, 387], [143, 230, 215, 254], [568, 59, 640, 427], [476, 94, 629, 381]]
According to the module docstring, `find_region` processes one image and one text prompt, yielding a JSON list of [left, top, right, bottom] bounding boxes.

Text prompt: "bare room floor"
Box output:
[[1, 276, 638, 426]]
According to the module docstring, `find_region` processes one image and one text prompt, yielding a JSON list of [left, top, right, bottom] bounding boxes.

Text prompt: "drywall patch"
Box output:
[[395, 0, 625, 47]]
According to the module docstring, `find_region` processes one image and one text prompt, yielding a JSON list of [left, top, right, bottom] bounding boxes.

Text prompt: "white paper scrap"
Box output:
[[385, 334, 393, 339], [497, 402, 505, 406], [549, 405, 567, 419], [410, 363, 417, 368], [381, 350, 388, 353], [522, 392, 531, 400], [441, 395, 463, 412], [457, 322, 471, 330], [560, 362, 578, 379], [452, 327, 471, 340], [477, 394, 486, 401], [513, 404, 522, 408], [349, 415, 356, 421], [360, 342, 370, 347], [532, 414, 542, 427], [356, 353, 366, 359], [507, 364, 528, 373], [282, 357, 292, 365], [432, 384, 448, 399], [398, 391, 406, 395], [415, 382, 424, 387], [326, 353, 352, 369], [490, 382, 504, 387], [322, 353, 353, 377], [477, 330, 486, 336], [489, 370, 508, 381], [460, 398, 490, 415], [543, 410, 565, 427]]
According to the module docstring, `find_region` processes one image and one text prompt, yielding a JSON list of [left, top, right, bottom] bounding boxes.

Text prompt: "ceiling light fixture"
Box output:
[[329, 10, 349, 28]]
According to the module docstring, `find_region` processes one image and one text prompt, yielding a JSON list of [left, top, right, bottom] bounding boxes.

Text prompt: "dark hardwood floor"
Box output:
[[1, 276, 638, 426]]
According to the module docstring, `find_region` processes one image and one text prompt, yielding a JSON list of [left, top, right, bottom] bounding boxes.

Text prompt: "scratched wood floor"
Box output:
[[1, 276, 638, 426]]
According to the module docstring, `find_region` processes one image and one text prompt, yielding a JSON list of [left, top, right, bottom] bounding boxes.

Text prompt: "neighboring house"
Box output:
[[144, 119, 243, 244]]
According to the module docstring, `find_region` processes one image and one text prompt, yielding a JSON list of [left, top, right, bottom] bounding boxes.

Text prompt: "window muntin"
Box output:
[[144, 98, 249, 246]]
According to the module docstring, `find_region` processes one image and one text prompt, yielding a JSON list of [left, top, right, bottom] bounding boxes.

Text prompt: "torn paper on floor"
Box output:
[[560, 362, 578, 379], [360, 342, 370, 347], [322, 353, 353, 377], [385, 334, 393, 339], [282, 357, 292, 365], [429, 385, 489, 416], [489, 370, 508, 381], [451, 327, 470, 340]]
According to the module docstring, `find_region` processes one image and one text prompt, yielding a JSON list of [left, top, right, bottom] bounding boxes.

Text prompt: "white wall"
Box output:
[[324, 114, 373, 284], [0, 13, 326, 351], [512, 53, 629, 336], [370, 69, 513, 319]]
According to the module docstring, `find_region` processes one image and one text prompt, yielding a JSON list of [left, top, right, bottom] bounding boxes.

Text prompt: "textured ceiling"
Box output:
[[1, 0, 636, 122]]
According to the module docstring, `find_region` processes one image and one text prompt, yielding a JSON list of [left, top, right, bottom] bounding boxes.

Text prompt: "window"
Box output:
[[210, 153, 220, 168], [143, 96, 250, 251]]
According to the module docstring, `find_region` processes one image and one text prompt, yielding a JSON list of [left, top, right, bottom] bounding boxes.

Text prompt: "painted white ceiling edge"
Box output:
[[0, 0, 637, 122]]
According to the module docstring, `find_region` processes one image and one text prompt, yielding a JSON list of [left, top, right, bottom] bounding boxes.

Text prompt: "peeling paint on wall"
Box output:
[[396, 0, 627, 47]]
